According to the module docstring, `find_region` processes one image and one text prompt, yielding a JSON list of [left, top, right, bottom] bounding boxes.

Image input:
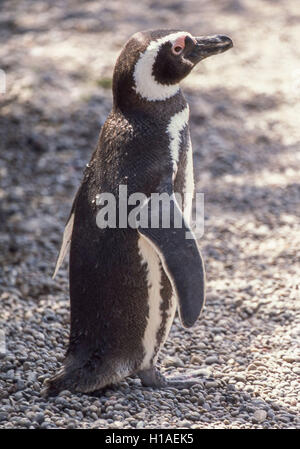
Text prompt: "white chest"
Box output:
[[138, 236, 176, 369], [166, 105, 190, 175], [166, 106, 194, 225]]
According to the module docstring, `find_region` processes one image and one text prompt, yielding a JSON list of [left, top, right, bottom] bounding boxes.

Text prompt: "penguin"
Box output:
[[45, 29, 233, 395]]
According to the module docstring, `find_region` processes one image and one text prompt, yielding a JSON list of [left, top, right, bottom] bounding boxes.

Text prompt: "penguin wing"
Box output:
[[138, 192, 205, 328], [52, 212, 74, 279], [52, 191, 79, 279]]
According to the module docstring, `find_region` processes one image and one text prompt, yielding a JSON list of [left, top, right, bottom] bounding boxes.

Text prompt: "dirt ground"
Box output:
[[0, 0, 299, 429]]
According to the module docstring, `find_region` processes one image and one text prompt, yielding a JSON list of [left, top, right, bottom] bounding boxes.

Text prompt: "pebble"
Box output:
[[35, 413, 45, 424], [205, 356, 219, 365], [17, 418, 32, 428], [91, 419, 108, 428], [282, 356, 300, 363], [253, 410, 268, 423], [0, 413, 8, 422], [164, 357, 184, 368], [14, 392, 24, 400], [198, 394, 205, 405], [205, 381, 219, 388], [23, 362, 31, 371], [191, 355, 202, 364], [179, 420, 191, 428]]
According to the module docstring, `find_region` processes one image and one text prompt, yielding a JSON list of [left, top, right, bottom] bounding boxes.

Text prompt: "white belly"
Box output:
[[138, 236, 176, 370]]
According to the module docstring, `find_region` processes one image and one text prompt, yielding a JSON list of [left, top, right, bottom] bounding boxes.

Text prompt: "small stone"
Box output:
[[58, 390, 71, 397], [113, 404, 123, 411], [111, 421, 123, 428], [18, 418, 32, 428], [234, 374, 246, 382], [197, 343, 208, 350], [180, 389, 190, 395], [279, 416, 291, 423], [282, 355, 300, 363], [164, 357, 184, 368], [205, 356, 219, 365], [202, 403, 211, 411], [0, 412, 8, 421], [35, 413, 45, 424], [191, 355, 202, 364], [253, 410, 267, 423], [247, 364, 257, 371], [179, 420, 191, 428], [186, 412, 201, 421], [192, 368, 210, 377], [6, 369, 15, 380], [91, 419, 108, 428], [14, 392, 23, 400], [205, 381, 218, 388], [16, 379, 25, 390], [198, 394, 205, 405]]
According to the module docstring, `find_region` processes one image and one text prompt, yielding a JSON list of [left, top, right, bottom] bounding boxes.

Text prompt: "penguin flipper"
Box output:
[[138, 194, 205, 328], [52, 212, 74, 279], [52, 189, 81, 279]]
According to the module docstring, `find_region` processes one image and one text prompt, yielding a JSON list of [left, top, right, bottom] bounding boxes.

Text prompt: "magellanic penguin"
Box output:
[[45, 29, 233, 395]]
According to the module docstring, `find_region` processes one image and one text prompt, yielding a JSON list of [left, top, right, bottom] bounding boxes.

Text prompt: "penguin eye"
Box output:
[[172, 45, 184, 55]]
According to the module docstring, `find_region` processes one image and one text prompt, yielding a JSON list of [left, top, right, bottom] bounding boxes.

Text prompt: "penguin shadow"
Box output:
[[74, 358, 297, 428]]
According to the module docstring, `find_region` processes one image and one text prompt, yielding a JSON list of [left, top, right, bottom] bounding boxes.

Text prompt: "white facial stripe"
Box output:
[[167, 105, 190, 173], [138, 236, 163, 369], [183, 134, 194, 225], [133, 32, 193, 101]]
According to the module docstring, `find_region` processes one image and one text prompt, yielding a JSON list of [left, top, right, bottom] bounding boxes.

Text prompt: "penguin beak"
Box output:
[[189, 34, 233, 64]]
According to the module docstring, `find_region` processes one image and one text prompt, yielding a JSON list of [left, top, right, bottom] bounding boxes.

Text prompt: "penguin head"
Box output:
[[149, 31, 233, 86], [113, 29, 233, 106]]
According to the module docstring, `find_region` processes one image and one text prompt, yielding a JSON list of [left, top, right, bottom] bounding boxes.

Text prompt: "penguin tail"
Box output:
[[42, 356, 118, 397], [42, 353, 86, 397], [42, 366, 73, 397]]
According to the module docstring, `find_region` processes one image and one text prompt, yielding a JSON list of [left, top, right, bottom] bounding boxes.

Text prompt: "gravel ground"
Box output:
[[0, 0, 299, 429]]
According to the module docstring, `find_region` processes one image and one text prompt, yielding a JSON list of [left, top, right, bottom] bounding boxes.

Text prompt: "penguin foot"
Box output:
[[138, 367, 168, 388], [138, 367, 202, 389]]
